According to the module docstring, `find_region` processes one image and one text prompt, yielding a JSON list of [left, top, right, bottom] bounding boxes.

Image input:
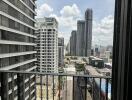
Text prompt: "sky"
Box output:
[[36, 0, 115, 46]]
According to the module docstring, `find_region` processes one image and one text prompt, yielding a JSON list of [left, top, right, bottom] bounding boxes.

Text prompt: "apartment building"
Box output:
[[36, 17, 58, 73], [0, 0, 37, 99]]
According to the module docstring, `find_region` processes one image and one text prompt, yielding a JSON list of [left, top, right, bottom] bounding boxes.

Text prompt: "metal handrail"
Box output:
[[0, 70, 111, 78]]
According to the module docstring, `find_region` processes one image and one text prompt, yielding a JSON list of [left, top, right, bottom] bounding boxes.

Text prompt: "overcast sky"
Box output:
[[36, 0, 115, 46]]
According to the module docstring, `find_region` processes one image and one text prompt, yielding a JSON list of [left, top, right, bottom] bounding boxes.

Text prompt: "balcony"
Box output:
[[0, 70, 111, 100]]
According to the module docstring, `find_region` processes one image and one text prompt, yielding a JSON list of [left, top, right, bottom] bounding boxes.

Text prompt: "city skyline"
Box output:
[[70, 9, 93, 57], [36, 0, 115, 46], [0, 0, 131, 100]]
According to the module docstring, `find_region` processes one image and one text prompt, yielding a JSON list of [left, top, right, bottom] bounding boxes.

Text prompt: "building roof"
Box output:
[[85, 65, 103, 76], [96, 68, 111, 73]]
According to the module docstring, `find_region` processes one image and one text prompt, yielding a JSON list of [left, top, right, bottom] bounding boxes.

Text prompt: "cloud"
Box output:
[[50, 14, 79, 44], [36, 3, 114, 46], [92, 15, 114, 46], [48, 4, 114, 46], [60, 4, 81, 17], [49, 4, 82, 44], [36, 3, 81, 44], [36, 3, 53, 17], [58, 16, 78, 29]]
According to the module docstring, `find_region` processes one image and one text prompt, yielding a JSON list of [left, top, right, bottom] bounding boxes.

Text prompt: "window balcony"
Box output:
[[0, 70, 111, 100]]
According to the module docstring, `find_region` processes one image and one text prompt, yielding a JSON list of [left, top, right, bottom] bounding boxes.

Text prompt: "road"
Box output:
[[62, 63, 92, 100], [62, 64, 76, 100]]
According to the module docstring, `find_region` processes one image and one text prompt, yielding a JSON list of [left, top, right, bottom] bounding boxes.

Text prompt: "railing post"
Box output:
[[77, 76, 84, 100], [73, 76, 75, 100], [11, 73, 15, 100], [0, 72, 8, 100], [84, 77, 87, 100], [52, 75, 54, 100], [40, 75, 42, 100], [92, 78, 94, 100], [35, 74, 37, 100], [46, 75, 48, 100], [99, 78, 102, 100], [105, 78, 109, 100], [66, 76, 67, 100], [58, 75, 61, 100], [17, 73, 25, 100]]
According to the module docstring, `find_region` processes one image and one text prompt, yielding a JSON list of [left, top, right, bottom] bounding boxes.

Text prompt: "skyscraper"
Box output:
[[84, 9, 93, 57], [36, 17, 58, 73], [75, 9, 93, 57], [76, 20, 85, 56], [70, 30, 77, 56], [0, 0, 37, 99], [58, 37, 64, 67], [66, 41, 70, 55]]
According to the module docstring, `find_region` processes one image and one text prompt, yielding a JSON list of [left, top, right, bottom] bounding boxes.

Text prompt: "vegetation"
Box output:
[[58, 67, 64, 73], [82, 58, 87, 63], [70, 56, 77, 60], [66, 58, 70, 61], [110, 53, 113, 59], [75, 63, 85, 72], [65, 53, 70, 56], [58, 76, 64, 90]]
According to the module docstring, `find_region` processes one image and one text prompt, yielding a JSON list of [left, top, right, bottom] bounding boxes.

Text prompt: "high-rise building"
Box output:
[[0, 0, 37, 99], [70, 30, 77, 56], [84, 9, 93, 57], [66, 41, 70, 55], [75, 9, 93, 57], [94, 47, 100, 57], [76, 20, 85, 56], [58, 37, 64, 67], [36, 17, 58, 73], [91, 49, 94, 56]]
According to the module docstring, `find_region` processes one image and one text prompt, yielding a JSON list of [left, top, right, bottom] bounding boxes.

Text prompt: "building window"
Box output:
[[0, 30, 1, 39], [0, 15, 1, 25], [1, 16, 9, 27]]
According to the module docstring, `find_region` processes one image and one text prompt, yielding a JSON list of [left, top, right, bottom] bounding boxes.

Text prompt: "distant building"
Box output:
[[95, 47, 99, 53], [94, 47, 100, 57], [91, 49, 94, 56], [36, 17, 58, 73], [84, 9, 93, 57], [76, 20, 85, 56], [105, 51, 111, 59], [68, 8, 92, 57], [72, 9, 93, 57], [106, 45, 113, 52], [58, 37, 64, 67], [70, 30, 77, 56], [89, 56, 104, 68], [66, 41, 70, 55]]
